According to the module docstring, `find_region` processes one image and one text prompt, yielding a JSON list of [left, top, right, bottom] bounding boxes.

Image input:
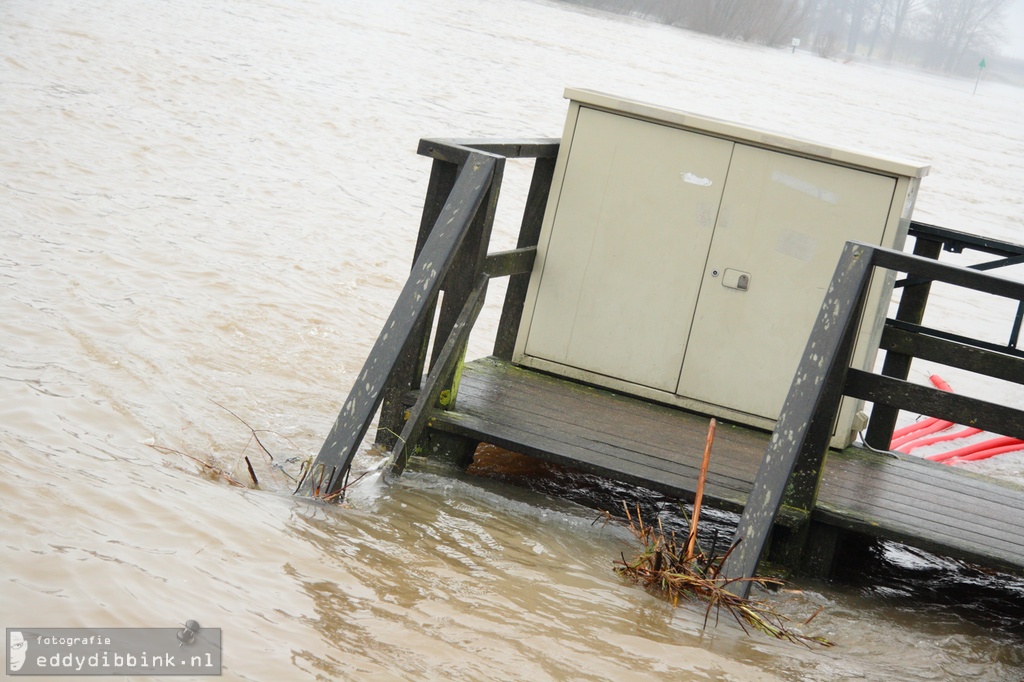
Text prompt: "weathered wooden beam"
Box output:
[[885, 319, 1024, 360], [903, 221, 1024, 350], [414, 159, 461, 257], [1011, 304, 1024, 350], [720, 241, 874, 597], [376, 158, 461, 450], [846, 370, 1024, 441], [910, 220, 1024, 258], [418, 138, 560, 165], [430, 157, 505, 368], [972, 254, 1024, 271], [494, 153, 557, 359], [390, 274, 489, 475], [871, 243, 1024, 300], [879, 324, 1024, 383], [482, 247, 536, 278], [415, 139, 560, 362], [300, 155, 497, 499], [378, 140, 558, 449]]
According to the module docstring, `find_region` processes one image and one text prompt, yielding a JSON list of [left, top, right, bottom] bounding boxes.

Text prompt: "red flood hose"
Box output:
[[942, 436, 1024, 463], [902, 426, 983, 454], [894, 375, 1024, 463], [889, 375, 956, 450], [891, 419, 954, 449]]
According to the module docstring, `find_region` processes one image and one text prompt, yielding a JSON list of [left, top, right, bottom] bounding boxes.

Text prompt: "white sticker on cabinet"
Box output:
[[681, 172, 713, 186]]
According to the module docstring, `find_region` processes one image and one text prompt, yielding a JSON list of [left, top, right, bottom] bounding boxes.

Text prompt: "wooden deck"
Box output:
[[426, 356, 1024, 577]]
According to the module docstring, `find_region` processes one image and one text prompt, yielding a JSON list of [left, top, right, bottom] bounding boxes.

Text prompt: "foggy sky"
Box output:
[[1007, 0, 1024, 58]]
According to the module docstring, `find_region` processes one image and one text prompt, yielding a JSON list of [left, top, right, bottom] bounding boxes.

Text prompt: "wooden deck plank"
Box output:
[[451, 379, 759, 490], [439, 358, 768, 511], [820, 455, 1024, 534], [426, 357, 1024, 576], [819, 456, 1024, 538], [455, 357, 767, 463], [816, 452, 1024, 571]]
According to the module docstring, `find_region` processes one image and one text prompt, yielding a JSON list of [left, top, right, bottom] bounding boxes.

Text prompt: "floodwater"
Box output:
[[3, 0, 1024, 679]]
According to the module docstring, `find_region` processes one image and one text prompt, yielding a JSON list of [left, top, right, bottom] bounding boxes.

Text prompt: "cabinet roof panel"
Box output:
[[564, 87, 930, 179]]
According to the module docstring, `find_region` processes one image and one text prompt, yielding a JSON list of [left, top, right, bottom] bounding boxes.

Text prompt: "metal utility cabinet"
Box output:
[[514, 88, 929, 446]]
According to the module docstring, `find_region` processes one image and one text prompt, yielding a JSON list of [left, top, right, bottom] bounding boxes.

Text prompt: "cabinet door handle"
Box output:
[[722, 268, 751, 291]]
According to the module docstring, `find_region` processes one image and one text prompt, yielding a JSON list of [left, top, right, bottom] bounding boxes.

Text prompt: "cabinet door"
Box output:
[[676, 144, 897, 418], [524, 107, 733, 391]]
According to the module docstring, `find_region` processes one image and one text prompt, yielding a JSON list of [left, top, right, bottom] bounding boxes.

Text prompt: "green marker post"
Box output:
[[973, 57, 986, 95]]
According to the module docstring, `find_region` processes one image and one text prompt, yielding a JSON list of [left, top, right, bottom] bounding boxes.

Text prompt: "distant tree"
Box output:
[[864, 0, 888, 57], [553, 0, 1012, 73], [689, 0, 811, 46], [848, 0, 868, 52], [885, 0, 923, 60], [816, 29, 843, 55], [758, 0, 815, 45], [810, 0, 851, 52], [923, 0, 1012, 72], [796, 0, 925, 62], [657, 0, 692, 26]]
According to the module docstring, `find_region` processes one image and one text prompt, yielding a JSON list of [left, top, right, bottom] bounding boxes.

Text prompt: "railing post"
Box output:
[[376, 158, 461, 450], [864, 234, 943, 449], [1009, 303, 1024, 350], [390, 274, 491, 475], [430, 157, 505, 374], [494, 154, 557, 359]]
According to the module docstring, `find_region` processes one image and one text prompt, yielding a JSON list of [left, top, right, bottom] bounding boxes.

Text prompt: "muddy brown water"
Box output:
[[3, 1, 1024, 679]]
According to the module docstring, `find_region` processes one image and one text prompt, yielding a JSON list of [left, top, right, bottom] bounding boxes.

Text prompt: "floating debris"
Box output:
[[613, 503, 831, 647], [612, 419, 832, 647]]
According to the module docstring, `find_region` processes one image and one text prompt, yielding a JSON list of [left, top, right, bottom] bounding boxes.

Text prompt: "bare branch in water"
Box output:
[[244, 456, 259, 487], [210, 399, 298, 481], [147, 443, 246, 488]]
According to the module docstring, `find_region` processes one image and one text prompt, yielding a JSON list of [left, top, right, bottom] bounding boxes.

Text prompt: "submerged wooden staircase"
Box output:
[[298, 138, 1024, 592]]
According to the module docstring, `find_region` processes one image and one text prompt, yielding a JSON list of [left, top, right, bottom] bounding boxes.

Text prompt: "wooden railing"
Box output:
[[296, 139, 558, 499], [721, 240, 1024, 596], [866, 221, 1024, 448]]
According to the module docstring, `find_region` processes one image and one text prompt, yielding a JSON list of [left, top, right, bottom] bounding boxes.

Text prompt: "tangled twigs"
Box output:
[[612, 418, 832, 647], [293, 461, 373, 503], [613, 502, 832, 646]]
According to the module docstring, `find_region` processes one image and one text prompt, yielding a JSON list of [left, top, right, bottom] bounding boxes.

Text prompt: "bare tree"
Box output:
[[816, 29, 843, 55], [847, 0, 868, 52], [689, 0, 749, 36], [810, 0, 851, 53], [923, 0, 1012, 72], [881, 0, 919, 59], [689, 0, 811, 45], [758, 0, 816, 45], [864, 0, 892, 57]]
